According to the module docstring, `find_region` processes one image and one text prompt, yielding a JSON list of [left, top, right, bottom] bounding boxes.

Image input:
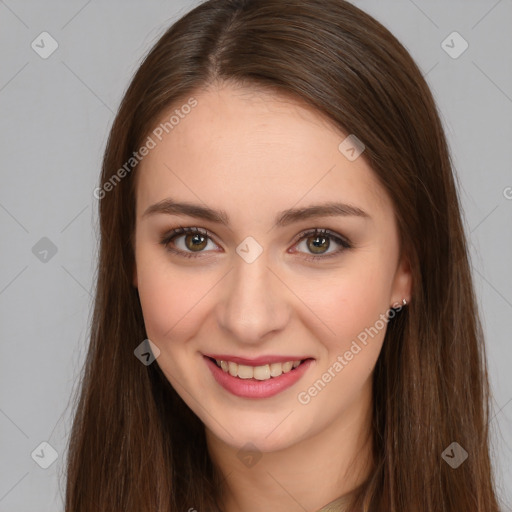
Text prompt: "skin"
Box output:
[[132, 81, 411, 512]]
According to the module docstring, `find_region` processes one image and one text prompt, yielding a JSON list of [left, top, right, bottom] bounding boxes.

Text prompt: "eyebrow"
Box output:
[[142, 197, 370, 227]]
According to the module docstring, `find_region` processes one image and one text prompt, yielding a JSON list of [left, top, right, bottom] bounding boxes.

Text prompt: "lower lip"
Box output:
[[204, 356, 314, 399]]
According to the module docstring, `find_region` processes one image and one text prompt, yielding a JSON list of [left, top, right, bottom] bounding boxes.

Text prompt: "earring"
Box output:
[[402, 298, 408, 306]]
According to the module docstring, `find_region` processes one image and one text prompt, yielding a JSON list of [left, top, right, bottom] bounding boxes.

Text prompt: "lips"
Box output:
[[204, 354, 311, 366], [204, 353, 312, 380], [213, 357, 304, 379], [203, 354, 315, 399]]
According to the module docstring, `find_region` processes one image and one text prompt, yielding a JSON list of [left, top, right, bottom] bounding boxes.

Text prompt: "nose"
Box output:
[[217, 252, 290, 345]]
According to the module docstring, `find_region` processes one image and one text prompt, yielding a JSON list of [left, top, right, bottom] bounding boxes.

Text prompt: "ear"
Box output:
[[390, 253, 412, 307]]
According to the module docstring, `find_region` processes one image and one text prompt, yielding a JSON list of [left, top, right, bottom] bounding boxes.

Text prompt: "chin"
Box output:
[[205, 411, 311, 454]]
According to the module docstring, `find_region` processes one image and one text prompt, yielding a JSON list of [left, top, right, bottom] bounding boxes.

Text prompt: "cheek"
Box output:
[[295, 270, 390, 413], [135, 249, 214, 345], [300, 263, 393, 342]]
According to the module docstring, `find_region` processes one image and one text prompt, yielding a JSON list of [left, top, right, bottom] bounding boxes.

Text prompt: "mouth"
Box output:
[[206, 356, 311, 381], [204, 355, 314, 398]]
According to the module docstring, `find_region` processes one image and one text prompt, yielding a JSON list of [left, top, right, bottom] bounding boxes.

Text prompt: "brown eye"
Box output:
[[160, 226, 352, 262], [292, 228, 352, 261], [184, 232, 208, 252], [306, 234, 331, 254], [160, 226, 217, 258]]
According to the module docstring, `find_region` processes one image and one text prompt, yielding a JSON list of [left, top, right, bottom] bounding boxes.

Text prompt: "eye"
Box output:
[[290, 228, 352, 261], [159, 226, 352, 261], [159, 226, 218, 258]]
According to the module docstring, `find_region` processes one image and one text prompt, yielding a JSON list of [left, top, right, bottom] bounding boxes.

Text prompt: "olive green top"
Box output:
[[315, 492, 352, 512]]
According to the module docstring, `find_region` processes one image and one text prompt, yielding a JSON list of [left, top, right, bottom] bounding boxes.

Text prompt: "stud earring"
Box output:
[[402, 298, 408, 306]]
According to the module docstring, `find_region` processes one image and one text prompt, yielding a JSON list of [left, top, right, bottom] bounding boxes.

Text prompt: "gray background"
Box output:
[[0, 1, 511, 510]]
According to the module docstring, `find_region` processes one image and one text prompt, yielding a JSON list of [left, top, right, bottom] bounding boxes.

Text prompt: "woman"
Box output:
[[64, 0, 502, 510]]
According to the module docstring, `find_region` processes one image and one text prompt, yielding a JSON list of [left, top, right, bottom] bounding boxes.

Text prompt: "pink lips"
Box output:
[[204, 354, 310, 365], [203, 355, 314, 399]]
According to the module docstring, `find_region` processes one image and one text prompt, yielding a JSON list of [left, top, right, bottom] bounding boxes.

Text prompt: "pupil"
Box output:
[[187, 234, 207, 251], [310, 235, 328, 254]]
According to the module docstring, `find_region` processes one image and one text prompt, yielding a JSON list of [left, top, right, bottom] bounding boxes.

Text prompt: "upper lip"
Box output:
[[204, 354, 312, 366]]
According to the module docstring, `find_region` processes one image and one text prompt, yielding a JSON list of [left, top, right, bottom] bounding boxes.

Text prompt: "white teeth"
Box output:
[[282, 361, 293, 373], [269, 362, 283, 377], [237, 364, 254, 379], [253, 364, 271, 380], [215, 359, 303, 380], [228, 361, 238, 377]]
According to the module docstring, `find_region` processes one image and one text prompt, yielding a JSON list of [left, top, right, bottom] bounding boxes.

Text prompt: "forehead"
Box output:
[[134, 83, 390, 223]]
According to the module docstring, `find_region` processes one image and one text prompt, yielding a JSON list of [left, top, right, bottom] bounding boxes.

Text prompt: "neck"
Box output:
[[206, 382, 374, 512]]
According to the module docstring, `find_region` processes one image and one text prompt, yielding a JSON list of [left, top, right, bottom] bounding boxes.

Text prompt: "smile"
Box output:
[[203, 355, 314, 399], [213, 358, 303, 380]]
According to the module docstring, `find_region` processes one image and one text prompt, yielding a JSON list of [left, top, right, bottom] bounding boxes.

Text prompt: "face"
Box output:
[[132, 82, 411, 453]]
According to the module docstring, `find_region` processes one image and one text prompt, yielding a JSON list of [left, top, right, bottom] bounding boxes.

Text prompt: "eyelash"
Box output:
[[159, 226, 352, 262]]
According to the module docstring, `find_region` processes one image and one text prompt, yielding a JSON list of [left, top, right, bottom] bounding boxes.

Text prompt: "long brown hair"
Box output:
[[63, 0, 503, 510]]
